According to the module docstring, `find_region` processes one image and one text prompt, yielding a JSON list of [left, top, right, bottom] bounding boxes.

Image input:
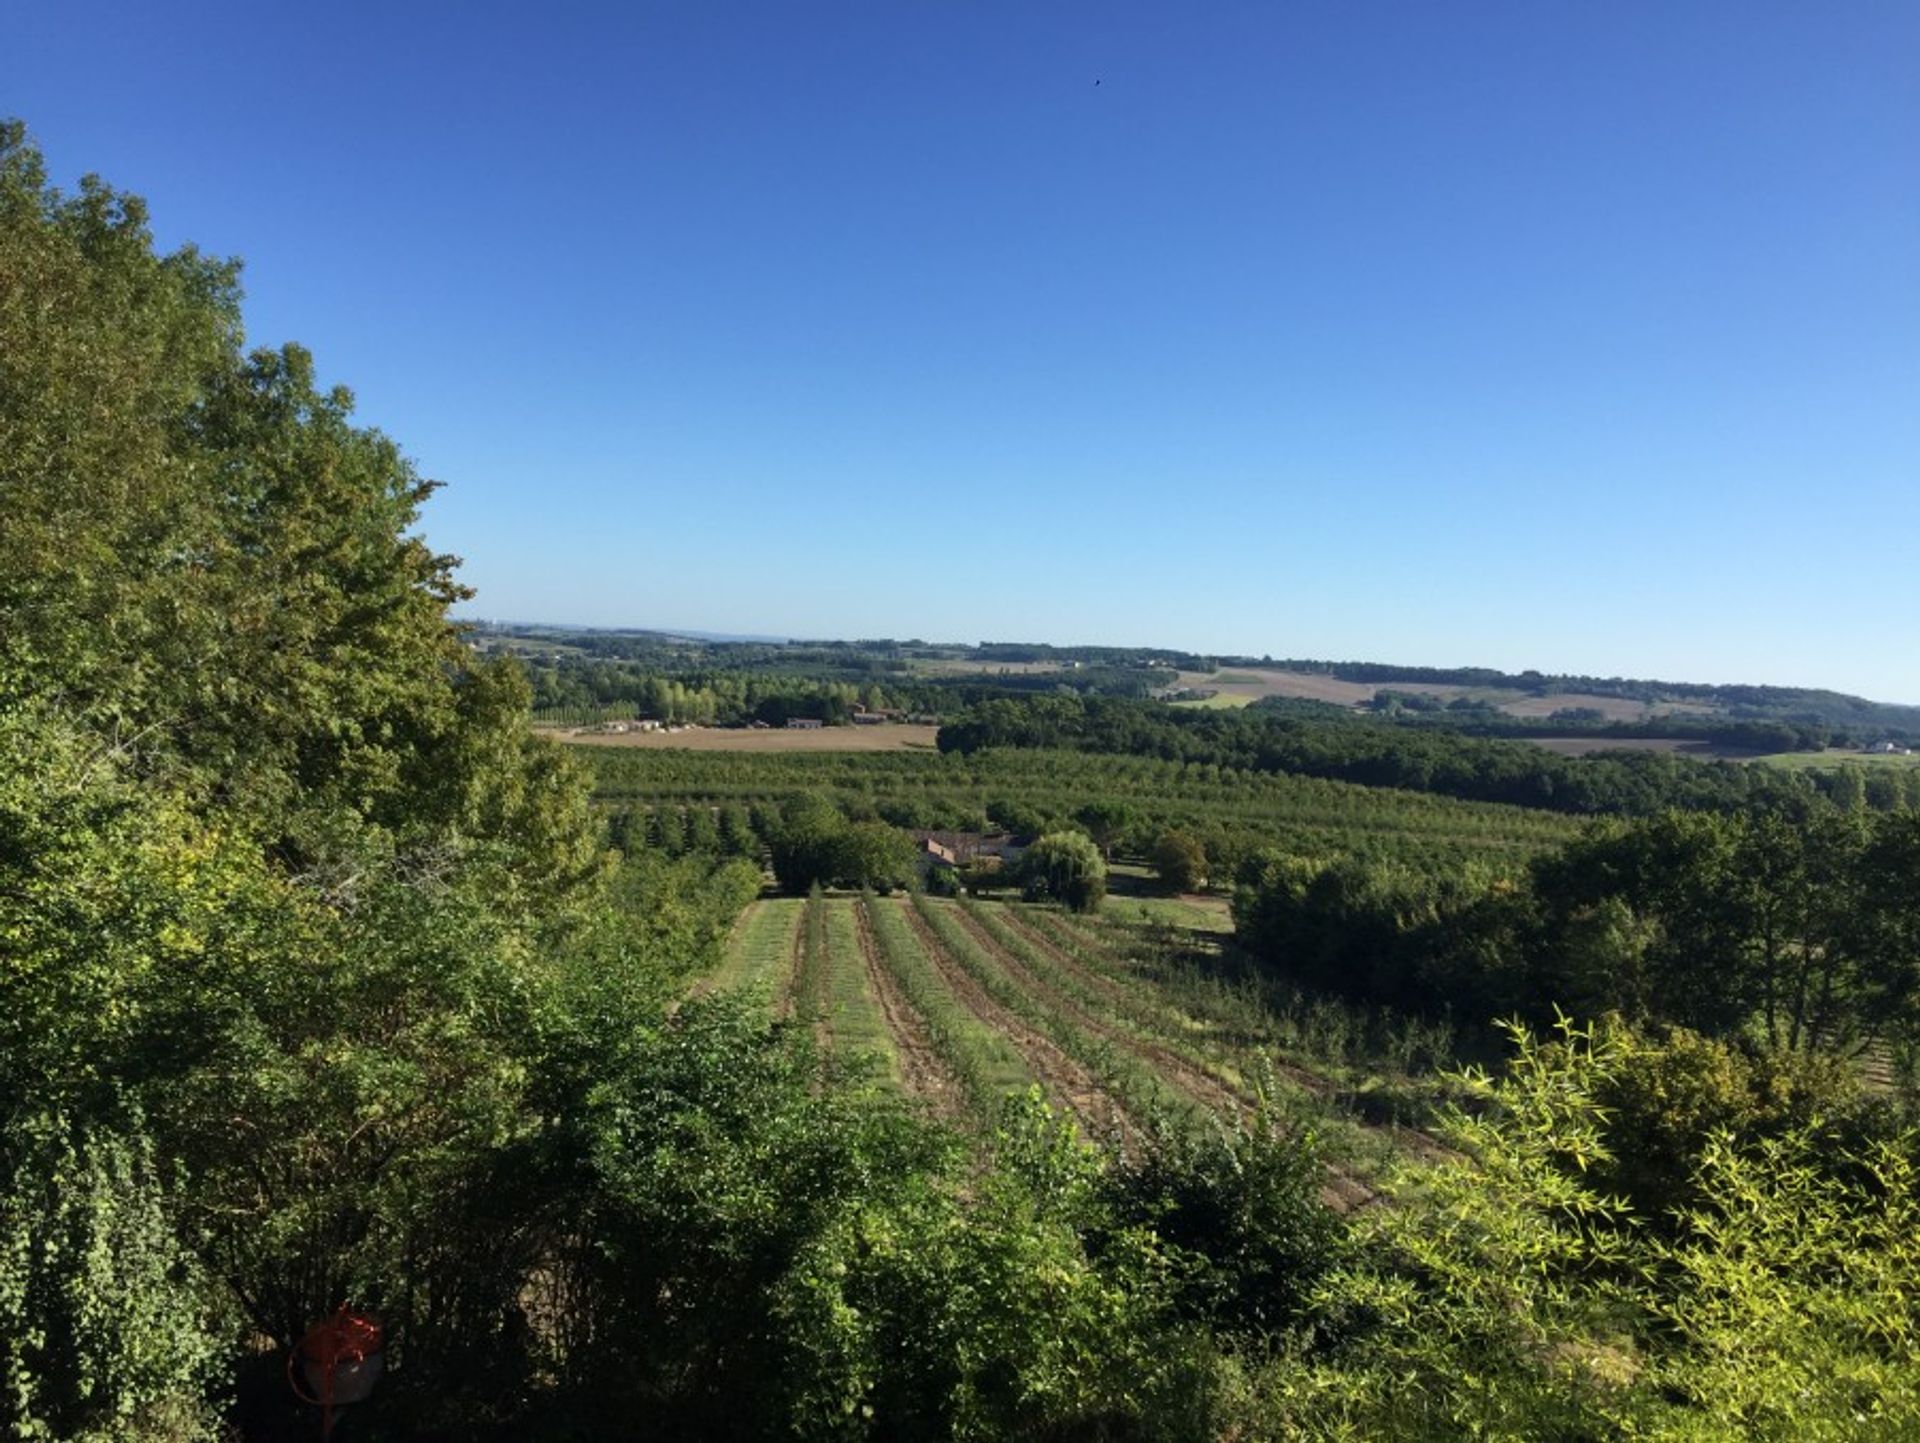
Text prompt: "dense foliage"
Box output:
[[937, 694, 1919, 816], [1235, 806, 1920, 1064]]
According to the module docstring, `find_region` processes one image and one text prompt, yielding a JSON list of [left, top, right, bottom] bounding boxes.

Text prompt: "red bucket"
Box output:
[[291, 1306, 385, 1408]]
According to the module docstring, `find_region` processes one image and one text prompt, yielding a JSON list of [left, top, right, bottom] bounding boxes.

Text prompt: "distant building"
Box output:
[[786, 718, 825, 730], [908, 830, 1027, 866]]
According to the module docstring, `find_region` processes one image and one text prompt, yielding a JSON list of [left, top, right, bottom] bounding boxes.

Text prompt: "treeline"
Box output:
[[525, 660, 1162, 724], [529, 668, 926, 725], [1346, 692, 1839, 752], [1236, 808, 1920, 1062], [938, 695, 1920, 815]]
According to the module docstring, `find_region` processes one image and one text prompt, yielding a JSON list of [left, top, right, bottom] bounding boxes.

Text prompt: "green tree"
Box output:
[[1020, 832, 1108, 913], [0, 120, 599, 912], [768, 795, 848, 894], [838, 821, 915, 894], [1074, 800, 1136, 860], [1150, 829, 1208, 893]]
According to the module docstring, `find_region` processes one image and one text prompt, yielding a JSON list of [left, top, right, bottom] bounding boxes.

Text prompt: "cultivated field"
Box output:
[[701, 890, 1460, 1205], [1522, 735, 1761, 760], [587, 747, 1580, 871], [1171, 668, 1686, 721], [552, 722, 942, 752]]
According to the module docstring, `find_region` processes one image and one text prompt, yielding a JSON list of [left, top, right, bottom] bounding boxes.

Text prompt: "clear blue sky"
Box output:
[[11, 2, 1918, 700]]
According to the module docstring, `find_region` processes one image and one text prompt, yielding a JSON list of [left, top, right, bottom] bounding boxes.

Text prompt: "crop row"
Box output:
[[907, 895, 1197, 1131], [859, 893, 1034, 1123]]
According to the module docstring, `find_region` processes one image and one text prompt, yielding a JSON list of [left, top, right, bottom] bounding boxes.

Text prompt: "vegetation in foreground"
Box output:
[[4, 121, 1919, 1441]]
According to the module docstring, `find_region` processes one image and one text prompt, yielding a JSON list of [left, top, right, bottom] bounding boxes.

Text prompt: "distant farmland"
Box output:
[[551, 722, 942, 753], [1171, 668, 1687, 721], [1756, 748, 1920, 772]]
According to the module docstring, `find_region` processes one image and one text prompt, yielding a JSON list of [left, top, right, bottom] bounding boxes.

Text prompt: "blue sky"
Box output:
[[10, 3, 1918, 699]]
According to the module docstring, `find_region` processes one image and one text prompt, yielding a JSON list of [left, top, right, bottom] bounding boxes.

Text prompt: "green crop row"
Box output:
[[858, 893, 1033, 1123], [907, 894, 1197, 1130]]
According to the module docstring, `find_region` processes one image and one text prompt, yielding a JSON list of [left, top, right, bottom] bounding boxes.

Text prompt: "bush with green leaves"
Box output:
[[1252, 1018, 1920, 1441], [0, 1113, 224, 1443]]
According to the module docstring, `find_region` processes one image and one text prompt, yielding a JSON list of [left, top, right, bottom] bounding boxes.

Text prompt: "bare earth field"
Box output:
[[1496, 691, 1681, 721], [549, 722, 942, 752]]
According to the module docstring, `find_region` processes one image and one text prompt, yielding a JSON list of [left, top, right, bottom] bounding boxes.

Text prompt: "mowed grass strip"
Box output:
[[861, 894, 1034, 1125], [820, 898, 898, 1079], [702, 896, 805, 1006]]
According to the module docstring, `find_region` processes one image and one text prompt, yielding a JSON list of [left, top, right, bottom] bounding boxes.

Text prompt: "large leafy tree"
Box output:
[[0, 119, 596, 905]]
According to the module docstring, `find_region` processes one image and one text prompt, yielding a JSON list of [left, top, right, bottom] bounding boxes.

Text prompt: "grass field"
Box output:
[[1756, 748, 1920, 771], [698, 897, 804, 998], [553, 722, 942, 752]]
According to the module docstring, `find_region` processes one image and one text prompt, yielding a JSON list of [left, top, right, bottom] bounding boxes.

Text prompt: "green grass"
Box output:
[[1102, 895, 1235, 933], [820, 898, 898, 1080], [1755, 749, 1920, 771], [1170, 692, 1256, 709], [704, 897, 803, 1002]]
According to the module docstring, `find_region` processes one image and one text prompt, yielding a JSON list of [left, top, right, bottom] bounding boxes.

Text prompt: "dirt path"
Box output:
[[853, 897, 966, 1123], [898, 898, 1132, 1145], [776, 903, 809, 1022]]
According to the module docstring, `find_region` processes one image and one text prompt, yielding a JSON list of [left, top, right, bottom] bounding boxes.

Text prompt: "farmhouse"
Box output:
[[909, 830, 1027, 873]]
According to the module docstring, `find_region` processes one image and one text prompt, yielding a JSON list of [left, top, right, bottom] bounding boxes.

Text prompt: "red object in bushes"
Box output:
[[289, 1305, 384, 1435]]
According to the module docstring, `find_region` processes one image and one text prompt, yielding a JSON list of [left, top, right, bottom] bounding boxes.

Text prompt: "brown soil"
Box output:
[[778, 905, 808, 1022], [898, 898, 1132, 1145], [852, 897, 966, 1123]]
